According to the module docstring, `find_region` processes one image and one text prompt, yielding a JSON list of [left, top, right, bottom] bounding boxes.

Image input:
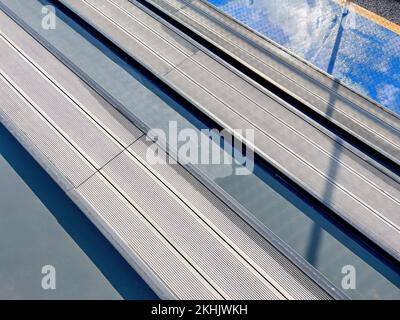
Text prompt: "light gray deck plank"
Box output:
[[89, 0, 199, 57], [0, 37, 125, 169], [0, 10, 143, 148], [0, 76, 95, 189], [128, 136, 332, 300], [0, 9, 336, 299], [101, 148, 285, 300], [59, 0, 186, 76], [68, 173, 223, 300], [148, 0, 400, 164], [59, 0, 400, 260]]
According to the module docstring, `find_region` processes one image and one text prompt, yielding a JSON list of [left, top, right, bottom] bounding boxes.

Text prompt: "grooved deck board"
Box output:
[[101, 147, 285, 300], [0, 76, 95, 189], [128, 137, 331, 300], [147, 0, 400, 164], [0, 7, 336, 299], [68, 173, 223, 300], [0, 35, 124, 169], [58, 0, 400, 260]]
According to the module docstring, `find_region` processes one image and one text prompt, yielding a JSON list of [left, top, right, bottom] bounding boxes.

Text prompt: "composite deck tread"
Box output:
[[0, 8, 332, 299], [0, 33, 125, 169], [101, 146, 285, 300], [59, 0, 400, 260], [128, 137, 332, 300], [146, 0, 400, 165], [0, 7, 143, 148], [0, 74, 95, 189], [68, 172, 224, 300]]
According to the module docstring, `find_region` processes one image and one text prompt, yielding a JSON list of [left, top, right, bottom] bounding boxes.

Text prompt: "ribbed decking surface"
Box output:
[[144, 0, 400, 166], [0, 8, 332, 299], [58, 0, 400, 261]]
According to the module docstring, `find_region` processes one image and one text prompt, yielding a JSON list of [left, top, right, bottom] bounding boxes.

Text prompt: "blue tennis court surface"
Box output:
[[207, 0, 400, 114]]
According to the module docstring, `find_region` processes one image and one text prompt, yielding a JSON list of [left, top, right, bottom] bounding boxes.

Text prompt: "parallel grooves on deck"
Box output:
[[0, 8, 333, 299], [58, 0, 400, 260], [144, 0, 400, 164]]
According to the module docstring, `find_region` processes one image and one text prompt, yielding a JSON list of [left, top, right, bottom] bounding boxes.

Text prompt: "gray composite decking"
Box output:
[[144, 0, 400, 166], [0, 8, 334, 300], [58, 0, 400, 261]]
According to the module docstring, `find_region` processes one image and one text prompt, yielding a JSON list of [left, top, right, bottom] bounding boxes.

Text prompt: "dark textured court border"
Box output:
[[353, 0, 400, 25]]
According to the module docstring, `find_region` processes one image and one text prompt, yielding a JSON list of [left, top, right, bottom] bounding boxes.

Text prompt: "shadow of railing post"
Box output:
[[305, 4, 349, 266]]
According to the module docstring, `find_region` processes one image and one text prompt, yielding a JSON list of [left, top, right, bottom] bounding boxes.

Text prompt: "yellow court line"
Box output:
[[336, 0, 400, 35]]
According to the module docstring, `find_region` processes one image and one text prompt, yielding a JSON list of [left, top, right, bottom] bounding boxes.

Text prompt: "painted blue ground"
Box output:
[[207, 0, 400, 114]]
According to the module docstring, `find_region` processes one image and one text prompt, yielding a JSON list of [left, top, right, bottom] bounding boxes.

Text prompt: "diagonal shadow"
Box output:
[[0, 123, 158, 300], [305, 4, 348, 266]]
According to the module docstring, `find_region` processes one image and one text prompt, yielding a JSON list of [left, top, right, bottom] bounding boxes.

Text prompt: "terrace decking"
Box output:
[[0, 0, 399, 300], [0, 7, 334, 300], [57, 0, 400, 262], [143, 0, 400, 166]]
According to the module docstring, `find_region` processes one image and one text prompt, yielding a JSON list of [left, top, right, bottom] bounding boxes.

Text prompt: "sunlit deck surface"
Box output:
[[0, 0, 398, 299], [0, 124, 157, 299]]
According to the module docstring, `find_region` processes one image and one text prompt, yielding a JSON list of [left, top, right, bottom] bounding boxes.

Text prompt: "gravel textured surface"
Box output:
[[352, 0, 400, 25]]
